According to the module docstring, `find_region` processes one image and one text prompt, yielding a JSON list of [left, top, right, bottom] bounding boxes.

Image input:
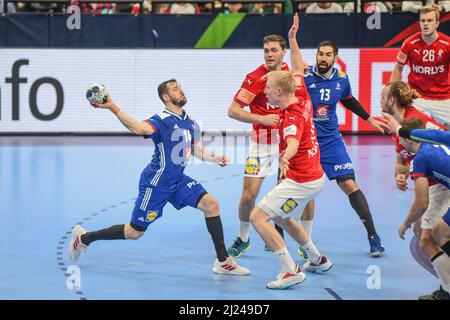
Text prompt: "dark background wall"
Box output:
[[0, 13, 449, 48]]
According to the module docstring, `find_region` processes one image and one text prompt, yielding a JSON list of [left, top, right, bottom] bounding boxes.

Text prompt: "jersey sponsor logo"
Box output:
[[334, 162, 353, 172], [244, 157, 260, 175], [283, 124, 297, 138], [174, 124, 179, 129], [280, 198, 298, 214], [317, 105, 329, 117], [336, 82, 341, 90], [397, 51, 407, 64], [237, 88, 256, 105], [438, 49, 444, 59], [413, 49, 421, 55], [338, 70, 346, 78], [138, 217, 145, 222], [412, 64, 445, 75], [187, 180, 199, 189], [146, 211, 159, 222], [309, 83, 316, 89]]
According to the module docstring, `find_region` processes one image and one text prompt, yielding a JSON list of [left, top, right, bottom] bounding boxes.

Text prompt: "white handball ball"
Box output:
[[86, 83, 108, 104]]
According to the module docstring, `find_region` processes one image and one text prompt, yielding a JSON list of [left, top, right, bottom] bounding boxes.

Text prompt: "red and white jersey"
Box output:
[[279, 75, 323, 183], [391, 106, 445, 185], [392, 106, 445, 162], [234, 62, 289, 144], [396, 32, 450, 100]]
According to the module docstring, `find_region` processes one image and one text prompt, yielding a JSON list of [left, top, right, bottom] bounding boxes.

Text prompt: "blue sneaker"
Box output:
[[297, 246, 309, 261], [227, 237, 251, 258], [368, 234, 385, 257]]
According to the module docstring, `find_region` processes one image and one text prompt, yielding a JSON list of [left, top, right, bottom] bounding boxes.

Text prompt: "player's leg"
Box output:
[[250, 207, 305, 289], [430, 212, 450, 294], [254, 176, 329, 288], [322, 137, 384, 256], [170, 175, 249, 275], [337, 176, 384, 256], [297, 200, 315, 260], [68, 185, 167, 261], [418, 188, 450, 299], [229, 141, 277, 257], [228, 176, 264, 257]]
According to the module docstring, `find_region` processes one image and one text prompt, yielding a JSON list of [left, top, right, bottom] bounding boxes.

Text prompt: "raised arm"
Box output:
[[288, 13, 306, 75], [91, 94, 155, 136], [390, 63, 404, 82]]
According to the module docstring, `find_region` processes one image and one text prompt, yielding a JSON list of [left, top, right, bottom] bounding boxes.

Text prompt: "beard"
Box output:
[[171, 95, 187, 107], [317, 61, 333, 74]]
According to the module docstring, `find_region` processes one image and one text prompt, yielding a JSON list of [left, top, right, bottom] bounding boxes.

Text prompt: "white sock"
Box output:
[[239, 221, 250, 242], [300, 220, 314, 238], [303, 240, 322, 264], [431, 252, 450, 293], [274, 247, 297, 273]]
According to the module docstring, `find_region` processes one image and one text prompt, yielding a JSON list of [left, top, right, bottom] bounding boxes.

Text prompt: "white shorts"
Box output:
[[258, 175, 326, 220], [421, 183, 450, 229], [243, 140, 278, 178], [413, 98, 450, 127]]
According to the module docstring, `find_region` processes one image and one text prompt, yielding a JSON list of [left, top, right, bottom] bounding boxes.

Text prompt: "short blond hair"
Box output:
[[419, 5, 440, 21], [266, 71, 296, 95]]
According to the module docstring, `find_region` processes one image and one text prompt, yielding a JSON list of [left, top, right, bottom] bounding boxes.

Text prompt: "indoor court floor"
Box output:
[[0, 135, 440, 300]]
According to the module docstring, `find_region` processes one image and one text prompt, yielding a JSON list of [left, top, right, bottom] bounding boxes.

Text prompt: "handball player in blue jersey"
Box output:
[[68, 79, 250, 276], [300, 40, 386, 257], [394, 117, 450, 299]]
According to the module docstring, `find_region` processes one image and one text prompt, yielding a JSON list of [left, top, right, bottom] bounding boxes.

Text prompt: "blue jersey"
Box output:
[[143, 109, 201, 190], [411, 143, 450, 189], [304, 67, 353, 139], [409, 129, 450, 147]]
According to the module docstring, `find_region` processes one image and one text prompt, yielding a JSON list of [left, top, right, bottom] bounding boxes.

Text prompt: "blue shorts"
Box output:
[[130, 174, 207, 231], [319, 136, 355, 181], [443, 207, 450, 227]]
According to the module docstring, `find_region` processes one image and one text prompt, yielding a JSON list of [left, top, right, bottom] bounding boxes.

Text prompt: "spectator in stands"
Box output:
[[305, 2, 343, 13], [0, 0, 16, 13], [249, 0, 293, 13], [69, 1, 115, 14], [169, 2, 199, 14], [224, 3, 246, 13], [403, 1, 449, 13], [202, 0, 223, 13], [343, 1, 392, 13], [15, 1, 64, 12]]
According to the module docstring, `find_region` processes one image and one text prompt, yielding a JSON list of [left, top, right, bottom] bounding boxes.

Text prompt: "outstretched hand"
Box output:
[[288, 13, 299, 40], [381, 112, 401, 134], [91, 94, 113, 110]]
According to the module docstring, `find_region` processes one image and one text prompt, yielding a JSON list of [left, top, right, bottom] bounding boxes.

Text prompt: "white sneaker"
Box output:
[[266, 265, 305, 290], [303, 255, 332, 273], [212, 256, 250, 276], [68, 225, 88, 261]]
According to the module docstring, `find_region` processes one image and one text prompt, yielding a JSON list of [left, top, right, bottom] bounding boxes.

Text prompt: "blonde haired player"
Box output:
[[390, 5, 450, 130], [249, 15, 332, 289]]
